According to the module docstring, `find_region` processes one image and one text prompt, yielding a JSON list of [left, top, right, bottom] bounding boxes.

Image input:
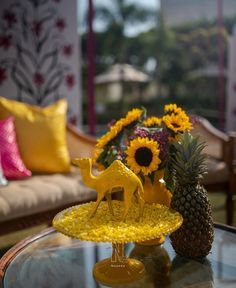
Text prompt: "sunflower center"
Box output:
[[135, 147, 153, 167], [171, 122, 180, 128]]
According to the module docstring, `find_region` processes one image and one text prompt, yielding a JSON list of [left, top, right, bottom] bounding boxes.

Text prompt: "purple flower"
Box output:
[[150, 130, 169, 160], [116, 151, 125, 161], [129, 127, 149, 140]]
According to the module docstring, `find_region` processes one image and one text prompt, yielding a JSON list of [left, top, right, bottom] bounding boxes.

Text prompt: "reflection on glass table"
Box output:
[[0, 223, 235, 288]]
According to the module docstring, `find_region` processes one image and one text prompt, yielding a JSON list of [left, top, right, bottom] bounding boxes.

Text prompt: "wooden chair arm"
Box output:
[[66, 123, 97, 159], [191, 115, 228, 160]]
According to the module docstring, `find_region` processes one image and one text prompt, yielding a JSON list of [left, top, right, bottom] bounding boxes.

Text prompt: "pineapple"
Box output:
[[170, 132, 214, 259]]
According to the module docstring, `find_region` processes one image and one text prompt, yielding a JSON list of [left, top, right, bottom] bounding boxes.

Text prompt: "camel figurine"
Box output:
[[72, 158, 145, 221]]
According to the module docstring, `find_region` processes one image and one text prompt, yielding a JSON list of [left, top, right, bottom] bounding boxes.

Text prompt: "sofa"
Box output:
[[0, 123, 97, 236]]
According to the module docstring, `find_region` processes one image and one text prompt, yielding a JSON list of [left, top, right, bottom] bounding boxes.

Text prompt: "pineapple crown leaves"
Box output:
[[170, 132, 208, 183]]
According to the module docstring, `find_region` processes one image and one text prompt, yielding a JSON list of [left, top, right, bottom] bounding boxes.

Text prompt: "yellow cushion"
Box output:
[[0, 97, 70, 173]]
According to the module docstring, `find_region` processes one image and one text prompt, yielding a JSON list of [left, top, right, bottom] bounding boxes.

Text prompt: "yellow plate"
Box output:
[[53, 200, 183, 243]]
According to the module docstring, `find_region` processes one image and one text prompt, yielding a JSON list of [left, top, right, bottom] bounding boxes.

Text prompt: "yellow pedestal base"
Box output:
[[137, 235, 165, 246], [93, 243, 146, 285]]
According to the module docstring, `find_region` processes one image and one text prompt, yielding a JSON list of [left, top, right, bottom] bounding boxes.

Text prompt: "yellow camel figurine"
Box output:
[[72, 158, 145, 221]]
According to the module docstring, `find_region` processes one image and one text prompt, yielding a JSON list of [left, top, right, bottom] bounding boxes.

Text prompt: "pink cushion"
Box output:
[[0, 117, 31, 179]]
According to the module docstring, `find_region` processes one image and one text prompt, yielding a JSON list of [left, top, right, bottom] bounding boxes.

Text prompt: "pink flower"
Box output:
[[33, 72, 45, 86], [62, 44, 73, 57], [3, 10, 17, 28], [32, 21, 43, 37], [0, 35, 12, 50], [0, 67, 7, 85], [65, 73, 75, 89], [55, 18, 66, 32]]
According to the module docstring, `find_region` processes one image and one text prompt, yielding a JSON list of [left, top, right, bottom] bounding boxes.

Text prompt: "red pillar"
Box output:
[[87, 0, 96, 135], [217, 0, 225, 130]]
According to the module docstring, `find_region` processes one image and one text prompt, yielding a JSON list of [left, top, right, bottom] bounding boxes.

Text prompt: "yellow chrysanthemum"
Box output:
[[164, 103, 183, 115], [162, 112, 192, 133], [143, 116, 162, 127], [125, 137, 161, 176]]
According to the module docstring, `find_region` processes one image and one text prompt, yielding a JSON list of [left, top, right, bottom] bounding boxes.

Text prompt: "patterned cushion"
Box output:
[[0, 117, 31, 179], [0, 169, 96, 222]]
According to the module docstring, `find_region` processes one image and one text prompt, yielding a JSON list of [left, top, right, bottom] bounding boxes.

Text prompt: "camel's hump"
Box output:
[[110, 160, 126, 169], [106, 160, 133, 176]]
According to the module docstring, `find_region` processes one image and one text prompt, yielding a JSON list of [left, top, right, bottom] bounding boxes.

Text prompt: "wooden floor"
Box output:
[[0, 191, 235, 258]]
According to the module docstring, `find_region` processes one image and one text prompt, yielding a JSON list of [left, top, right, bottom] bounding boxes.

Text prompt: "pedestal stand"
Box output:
[[53, 201, 183, 286], [93, 243, 145, 285]]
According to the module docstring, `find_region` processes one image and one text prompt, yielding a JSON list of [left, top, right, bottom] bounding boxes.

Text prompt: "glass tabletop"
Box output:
[[1, 224, 236, 288]]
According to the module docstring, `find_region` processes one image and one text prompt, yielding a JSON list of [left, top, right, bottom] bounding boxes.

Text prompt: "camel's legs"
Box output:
[[121, 189, 133, 221], [89, 192, 105, 218], [138, 190, 145, 220], [131, 188, 144, 221], [105, 192, 114, 215]]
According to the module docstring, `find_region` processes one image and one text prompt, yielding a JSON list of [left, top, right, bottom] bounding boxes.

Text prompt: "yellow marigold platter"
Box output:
[[53, 200, 183, 243]]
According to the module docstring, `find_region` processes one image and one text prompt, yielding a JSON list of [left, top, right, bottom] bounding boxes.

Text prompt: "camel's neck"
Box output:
[[80, 163, 96, 188]]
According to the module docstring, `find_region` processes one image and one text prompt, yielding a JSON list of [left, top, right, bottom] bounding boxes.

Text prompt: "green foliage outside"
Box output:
[[81, 0, 236, 130]]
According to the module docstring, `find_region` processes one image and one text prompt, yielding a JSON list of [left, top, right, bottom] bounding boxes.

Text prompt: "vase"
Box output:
[[143, 170, 172, 207], [139, 170, 172, 246]]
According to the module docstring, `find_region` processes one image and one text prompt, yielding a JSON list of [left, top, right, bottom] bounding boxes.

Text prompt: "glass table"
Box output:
[[0, 223, 236, 288]]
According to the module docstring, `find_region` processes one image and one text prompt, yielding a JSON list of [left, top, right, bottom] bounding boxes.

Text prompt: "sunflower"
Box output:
[[94, 108, 143, 163], [143, 116, 162, 127], [95, 108, 143, 150], [164, 104, 183, 115], [95, 121, 122, 150], [119, 108, 143, 127], [125, 137, 161, 175], [162, 112, 192, 133]]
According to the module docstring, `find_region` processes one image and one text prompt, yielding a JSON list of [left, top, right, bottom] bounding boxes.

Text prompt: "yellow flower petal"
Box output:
[[94, 108, 143, 162], [143, 116, 162, 127]]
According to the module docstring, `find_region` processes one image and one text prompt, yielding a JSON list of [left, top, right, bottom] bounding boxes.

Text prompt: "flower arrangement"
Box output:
[[93, 104, 192, 191]]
